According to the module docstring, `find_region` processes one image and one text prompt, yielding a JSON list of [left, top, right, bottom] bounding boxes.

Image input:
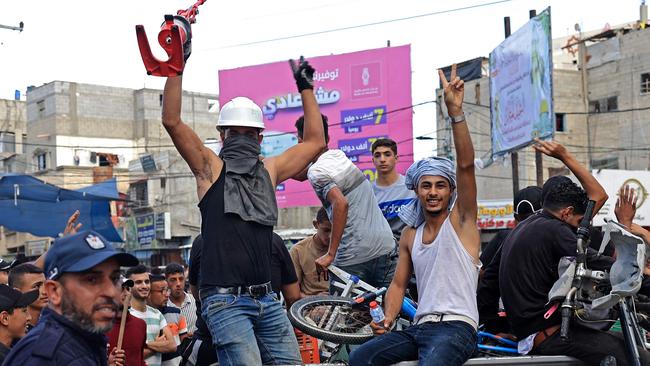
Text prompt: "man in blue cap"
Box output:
[[4, 230, 138, 365], [0, 259, 13, 285], [0, 284, 38, 363]]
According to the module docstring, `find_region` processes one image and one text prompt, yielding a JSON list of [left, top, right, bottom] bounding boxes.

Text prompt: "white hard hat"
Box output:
[[217, 97, 265, 130]]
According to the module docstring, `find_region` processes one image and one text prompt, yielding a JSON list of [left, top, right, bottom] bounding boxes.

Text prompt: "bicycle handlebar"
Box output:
[[576, 200, 596, 245]]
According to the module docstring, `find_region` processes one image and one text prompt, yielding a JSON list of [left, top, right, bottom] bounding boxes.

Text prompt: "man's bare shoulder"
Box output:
[[401, 226, 417, 253]]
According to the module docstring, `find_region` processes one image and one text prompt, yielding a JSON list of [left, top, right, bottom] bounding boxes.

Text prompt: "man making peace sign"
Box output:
[[350, 64, 481, 366]]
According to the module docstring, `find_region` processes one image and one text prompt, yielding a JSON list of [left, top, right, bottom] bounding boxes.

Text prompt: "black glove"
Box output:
[[289, 56, 315, 92]]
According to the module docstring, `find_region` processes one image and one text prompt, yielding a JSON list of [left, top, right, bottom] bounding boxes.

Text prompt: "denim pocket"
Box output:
[[204, 294, 236, 316]]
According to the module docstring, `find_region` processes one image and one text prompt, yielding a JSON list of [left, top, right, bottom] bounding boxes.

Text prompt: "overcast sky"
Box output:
[[0, 0, 643, 158]]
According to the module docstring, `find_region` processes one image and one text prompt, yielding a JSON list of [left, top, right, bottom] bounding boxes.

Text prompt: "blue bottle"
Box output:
[[369, 301, 385, 324]]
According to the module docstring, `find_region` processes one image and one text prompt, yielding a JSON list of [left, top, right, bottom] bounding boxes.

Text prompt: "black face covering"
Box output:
[[219, 134, 278, 226], [219, 134, 261, 174]]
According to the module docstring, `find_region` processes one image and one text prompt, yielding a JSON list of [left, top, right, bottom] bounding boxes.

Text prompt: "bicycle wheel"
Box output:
[[288, 295, 375, 345]]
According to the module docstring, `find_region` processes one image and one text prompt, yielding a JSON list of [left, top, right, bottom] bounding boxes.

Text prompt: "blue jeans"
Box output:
[[335, 250, 398, 291], [201, 292, 302, 366], [349, 321, 477, 366]]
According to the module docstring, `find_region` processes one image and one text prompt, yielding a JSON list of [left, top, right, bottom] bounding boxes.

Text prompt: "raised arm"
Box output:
[[266, 57, 325, 184], [162, 76, 220, 199], [314, 187, 348, 271], [439, 65, 479, 259], [533, 139, 608, 213]]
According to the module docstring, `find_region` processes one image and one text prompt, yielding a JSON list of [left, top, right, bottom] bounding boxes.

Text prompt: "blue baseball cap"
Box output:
[[45, 230, 138, 280]]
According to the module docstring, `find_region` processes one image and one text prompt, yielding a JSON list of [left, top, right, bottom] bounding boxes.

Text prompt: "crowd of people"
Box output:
[[0, 54, 649, 366]]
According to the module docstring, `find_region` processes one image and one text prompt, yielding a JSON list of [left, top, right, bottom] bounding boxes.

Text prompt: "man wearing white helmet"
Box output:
[[162, 55, 325, 366]]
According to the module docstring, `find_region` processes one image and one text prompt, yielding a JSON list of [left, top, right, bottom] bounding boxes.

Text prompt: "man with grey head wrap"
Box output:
[[350, 64, 481, 366]]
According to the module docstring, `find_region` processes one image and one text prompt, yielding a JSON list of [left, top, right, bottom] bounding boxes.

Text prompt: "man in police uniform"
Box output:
[[4, 230, 138, 365], [0, 259, 12, 285]]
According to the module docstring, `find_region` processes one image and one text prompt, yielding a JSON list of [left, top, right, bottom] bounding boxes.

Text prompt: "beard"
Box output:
[[61, 290, 117, 334], [424, 206, 445, 215]]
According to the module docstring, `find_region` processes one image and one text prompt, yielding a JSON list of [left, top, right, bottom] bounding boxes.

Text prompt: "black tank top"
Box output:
[[198, 163, 273, 288]]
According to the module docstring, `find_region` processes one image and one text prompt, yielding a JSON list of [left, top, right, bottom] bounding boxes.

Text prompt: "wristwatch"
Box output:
[[448, 113, 466, 124]]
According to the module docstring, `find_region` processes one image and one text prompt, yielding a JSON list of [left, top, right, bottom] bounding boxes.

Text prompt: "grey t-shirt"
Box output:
[[373, 175, 416, 242], [308, 150, 395, 266]]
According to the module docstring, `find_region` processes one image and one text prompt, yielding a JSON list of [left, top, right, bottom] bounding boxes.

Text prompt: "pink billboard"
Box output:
[[219, 45, 413, 208]]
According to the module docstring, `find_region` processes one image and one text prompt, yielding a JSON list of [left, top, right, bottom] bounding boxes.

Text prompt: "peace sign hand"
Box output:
[[289, 56, 315, 93], [438, 63, 464, 117]]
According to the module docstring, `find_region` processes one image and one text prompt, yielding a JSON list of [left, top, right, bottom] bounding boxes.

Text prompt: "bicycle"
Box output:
[[288, 264, 519, 362]]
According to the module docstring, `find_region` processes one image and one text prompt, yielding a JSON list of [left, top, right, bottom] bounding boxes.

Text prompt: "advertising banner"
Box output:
[[136, 213, 155, 246], [477, 199, 516, 230], [592, 169, 650, 226], [490, 8, 553, 156], [219, 45, 413, 207]]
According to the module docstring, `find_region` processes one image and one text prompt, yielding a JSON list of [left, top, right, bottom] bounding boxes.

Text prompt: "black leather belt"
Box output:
[[200, 282, 272, 300]]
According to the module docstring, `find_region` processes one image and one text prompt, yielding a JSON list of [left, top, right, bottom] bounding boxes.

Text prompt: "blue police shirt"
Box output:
[[3, 307, 109, 366]]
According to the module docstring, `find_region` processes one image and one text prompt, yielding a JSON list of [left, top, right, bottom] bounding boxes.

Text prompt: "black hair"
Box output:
[[164, 263, 184, 277], [371, 138, 398, 155], [295, 114, 329, 143], [8, 263, 43, 288], [542, 180, 588, 214], [316, 207, 329, 223], [125, 264, 148, 279], [149, 274, 166, 283]]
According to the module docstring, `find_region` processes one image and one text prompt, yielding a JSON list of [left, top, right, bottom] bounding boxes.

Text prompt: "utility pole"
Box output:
[[0, 21, 24, 32], [530, 9, 544, 187], [504, 16, 520, 196], [577, 24, 592, 170]]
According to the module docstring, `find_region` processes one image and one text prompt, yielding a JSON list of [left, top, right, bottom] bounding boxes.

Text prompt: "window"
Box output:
[[37, 153, 47, 171], [0, 132, 15, 153], [37, 100, 45, 118], [555, 113, 566, 132], [642, 73, 650, 94], [606, 96, 618, 111], [96, 153, 119, 167], [591, 155, 619, 170], [160, 177, 166, 190], [589, 100, 600, 113], [130, 181, 148, 204], [159, 94, 163, 107]]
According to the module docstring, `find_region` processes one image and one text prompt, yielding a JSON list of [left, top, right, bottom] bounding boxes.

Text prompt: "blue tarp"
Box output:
[[0, 174, 123, 242]]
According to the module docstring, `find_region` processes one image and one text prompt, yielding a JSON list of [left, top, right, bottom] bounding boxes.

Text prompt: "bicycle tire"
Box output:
[[288, 295, 375, 345]]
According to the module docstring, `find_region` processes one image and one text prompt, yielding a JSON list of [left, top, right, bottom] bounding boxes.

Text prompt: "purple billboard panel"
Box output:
[[219, 45, 413, 207]]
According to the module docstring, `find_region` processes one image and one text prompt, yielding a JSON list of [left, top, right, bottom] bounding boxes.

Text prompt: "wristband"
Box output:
[[448, 113, 466, 124]]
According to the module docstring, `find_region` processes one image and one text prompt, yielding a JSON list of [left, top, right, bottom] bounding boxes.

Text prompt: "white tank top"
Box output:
[[412, 217, 481, 325]]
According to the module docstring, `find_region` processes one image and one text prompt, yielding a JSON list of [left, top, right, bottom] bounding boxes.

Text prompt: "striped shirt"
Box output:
[[160, 306, 187, 366], [129, 305, 168, 366], [167, 292, 198, 333]]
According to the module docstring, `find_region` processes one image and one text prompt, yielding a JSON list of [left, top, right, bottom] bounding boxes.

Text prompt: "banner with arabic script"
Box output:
[[489, 8, 553, 156], [219, 45, 413, 207]]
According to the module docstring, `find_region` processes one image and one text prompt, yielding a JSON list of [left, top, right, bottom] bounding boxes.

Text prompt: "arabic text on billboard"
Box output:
[[219, 45, 413, 208], [490, 7, 553, 156], [477, 200, 516, 230]]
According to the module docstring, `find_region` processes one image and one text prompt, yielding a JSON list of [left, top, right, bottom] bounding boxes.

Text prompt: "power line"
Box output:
[[207, 0, 513, 49]]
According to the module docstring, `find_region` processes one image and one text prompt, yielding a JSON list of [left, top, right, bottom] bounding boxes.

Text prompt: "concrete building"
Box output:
[[585, 25, 650, 171], [0, 81, 218, 262], [436, 22, 650, 203], [0, 98, 48, 259]]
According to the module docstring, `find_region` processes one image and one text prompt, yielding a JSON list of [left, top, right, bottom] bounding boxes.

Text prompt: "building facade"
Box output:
[[0, 81, 218, 262]]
